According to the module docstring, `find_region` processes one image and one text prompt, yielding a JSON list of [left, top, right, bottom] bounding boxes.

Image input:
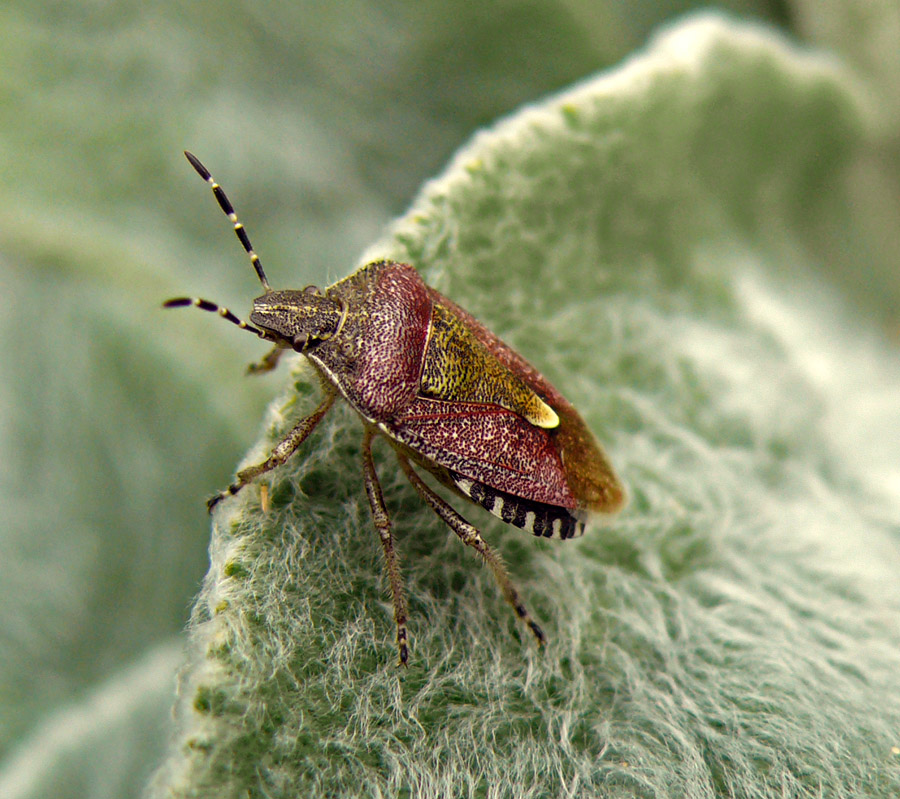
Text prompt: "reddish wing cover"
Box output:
[[419, 288, 625, 514], [388, 397, 576, 508]]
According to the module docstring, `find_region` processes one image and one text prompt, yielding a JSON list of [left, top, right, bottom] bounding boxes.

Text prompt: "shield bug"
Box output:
[[166, 151, 624, 665]]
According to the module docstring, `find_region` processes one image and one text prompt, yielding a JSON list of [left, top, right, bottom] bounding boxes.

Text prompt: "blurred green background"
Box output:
[[1, 2, 898, 797]]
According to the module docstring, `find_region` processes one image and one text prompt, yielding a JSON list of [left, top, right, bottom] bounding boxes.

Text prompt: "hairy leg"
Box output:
[[208, 390, 336, 511], [246, 345, 286, 374], [361, 428, 409, 665], [396, 455, 545, 647]]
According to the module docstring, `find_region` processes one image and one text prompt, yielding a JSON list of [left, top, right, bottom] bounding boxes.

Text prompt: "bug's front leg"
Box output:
[[395, 455, 546, 648], [207, 390, 336, 512], [246, 345, 286, 375], [361, 428, 409, 666]]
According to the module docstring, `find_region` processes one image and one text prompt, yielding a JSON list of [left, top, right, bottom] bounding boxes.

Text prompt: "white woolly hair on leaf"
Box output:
[[147, 15, 900, 799]]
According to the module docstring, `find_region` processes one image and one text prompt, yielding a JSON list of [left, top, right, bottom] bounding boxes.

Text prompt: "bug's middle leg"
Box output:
[[395, 455, 546, 647], [361, 428, 409, 666], [207, 390, 336, 512]]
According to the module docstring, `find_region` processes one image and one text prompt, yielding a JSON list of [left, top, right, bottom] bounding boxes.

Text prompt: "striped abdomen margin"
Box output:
[[451, 472, 586, 540]]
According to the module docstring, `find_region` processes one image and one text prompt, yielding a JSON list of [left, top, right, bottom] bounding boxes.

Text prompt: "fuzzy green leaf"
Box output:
[[147, 16, 900, 799]]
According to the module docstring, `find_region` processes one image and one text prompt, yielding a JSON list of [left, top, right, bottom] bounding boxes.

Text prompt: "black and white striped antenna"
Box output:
[[183, 150, 271, 291], [163, 152, 271, 338]]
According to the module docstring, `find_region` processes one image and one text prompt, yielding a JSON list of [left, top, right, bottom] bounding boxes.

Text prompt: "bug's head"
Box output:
[[164, 152, 346, 354], [250, 286, 347, 352]]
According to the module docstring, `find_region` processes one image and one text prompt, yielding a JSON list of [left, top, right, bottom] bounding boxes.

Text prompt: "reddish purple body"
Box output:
[[295, 261, 624, 540]]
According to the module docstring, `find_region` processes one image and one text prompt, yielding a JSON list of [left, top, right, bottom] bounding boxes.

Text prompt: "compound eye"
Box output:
[[292, 333, 308, 351], [302, 285, 320, 296]]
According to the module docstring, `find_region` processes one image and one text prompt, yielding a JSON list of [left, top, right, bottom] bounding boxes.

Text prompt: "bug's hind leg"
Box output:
[[395, 455, 545, 648], [361, 429, 409, 666], [207, 390, 336, 512]]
